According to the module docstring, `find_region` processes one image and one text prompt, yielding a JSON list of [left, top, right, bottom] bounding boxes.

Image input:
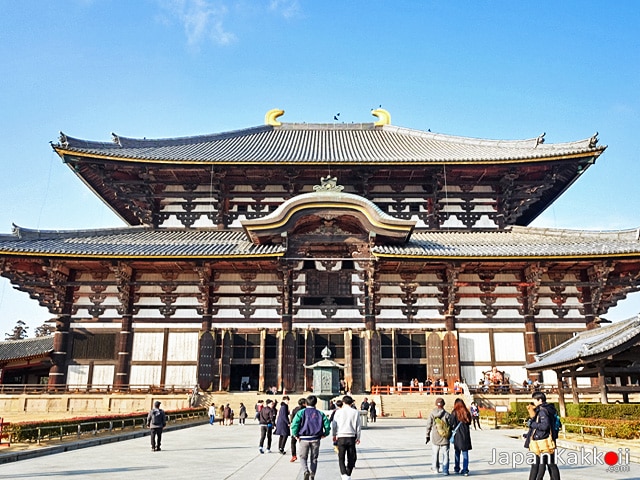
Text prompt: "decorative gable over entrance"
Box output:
[[241, 176, 416, 246]]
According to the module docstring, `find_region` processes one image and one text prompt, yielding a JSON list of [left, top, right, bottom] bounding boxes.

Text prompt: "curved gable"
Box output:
[[241, 177, 415, 245]]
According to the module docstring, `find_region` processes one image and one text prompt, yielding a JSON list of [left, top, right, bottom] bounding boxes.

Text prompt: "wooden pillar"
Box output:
[[597, 362, 609, 404], [524, 317, 541, 382], [114, 315, 134, 391], [48, 314, 71, 391], [304, 329, 314, 391], [555, 369, 566, 417], [343, 329, 353, 392], [571, 374, 580, 404], [220, 329, 231, 391]]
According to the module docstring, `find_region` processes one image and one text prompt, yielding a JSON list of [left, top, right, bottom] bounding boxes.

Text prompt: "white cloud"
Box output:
[[269, 0, 301, 19], [160, 0, 236, 46]]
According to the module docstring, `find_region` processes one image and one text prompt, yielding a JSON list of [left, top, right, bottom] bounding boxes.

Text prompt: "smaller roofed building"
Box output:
[[526, 316, 640, 412], [0, 336, 54, 386]]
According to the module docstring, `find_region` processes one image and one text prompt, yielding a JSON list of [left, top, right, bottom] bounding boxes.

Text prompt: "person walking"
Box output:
[[291, 394, 331, 480], [218, 403, 225, 425], [223, 403, 232, 426], [238, 402, 247, 425], [289, 397, 307, 462], [360, 397, 370, 412], [369, 400, 377, 422], [258, 399, 276, 453], [275, 396, 291, 454], [469, 402, 481, 430], [146, 400, 167, 452], [425, 397, 451, 475], [331, 395, 362, 480], [449, 398, 473, 476], [524, 392, 561, 480], [208, 403, 216, 425]]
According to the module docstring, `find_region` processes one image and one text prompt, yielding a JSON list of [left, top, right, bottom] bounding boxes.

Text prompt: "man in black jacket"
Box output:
[[524, 392, 561, 480], [258, 399, 276, 453]]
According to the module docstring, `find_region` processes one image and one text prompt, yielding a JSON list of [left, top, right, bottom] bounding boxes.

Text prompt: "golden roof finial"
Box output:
[[265, 108, 285, 126], [371, 108, 391, 126]]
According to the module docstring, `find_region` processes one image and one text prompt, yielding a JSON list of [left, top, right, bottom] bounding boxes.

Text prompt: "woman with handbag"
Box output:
[[448, 398, 473, 476], [524, 392, 561, 480]]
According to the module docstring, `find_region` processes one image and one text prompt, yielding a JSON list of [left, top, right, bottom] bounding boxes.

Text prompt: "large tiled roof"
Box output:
[[0, 225, 639, 259], [372, 226, 640, 258], [525, 317, 640, 371], [54, 123, 604, 164], [0, 336, 54, 362], [0, 227, 285, 258]]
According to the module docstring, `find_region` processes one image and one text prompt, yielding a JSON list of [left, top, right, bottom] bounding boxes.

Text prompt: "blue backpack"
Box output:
[[298, 408, 324, 438]]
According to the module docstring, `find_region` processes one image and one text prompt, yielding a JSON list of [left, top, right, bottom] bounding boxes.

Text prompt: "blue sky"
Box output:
[[1, 1, 639, 336]]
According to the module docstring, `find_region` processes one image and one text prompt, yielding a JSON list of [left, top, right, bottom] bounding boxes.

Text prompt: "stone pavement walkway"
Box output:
[[0, 419, 637, 479]]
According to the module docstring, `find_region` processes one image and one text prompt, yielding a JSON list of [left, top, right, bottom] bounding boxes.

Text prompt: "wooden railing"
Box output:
[[371, 385, 464, 395], [0, 384, 195, 395], [7, 410, 207, 445]]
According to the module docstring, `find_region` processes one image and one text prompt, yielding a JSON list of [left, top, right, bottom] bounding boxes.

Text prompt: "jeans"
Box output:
[[337, 436, 358, 475], [209, 415, 215, 425], [150, 427, 163, 450], [298, 439, 321, 474], [432, 443, 450, 474], [259, 425, 273, 449], [454, 448, 469, 474]]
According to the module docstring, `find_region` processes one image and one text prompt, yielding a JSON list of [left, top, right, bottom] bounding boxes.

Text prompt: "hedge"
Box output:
[[507, 402, 640, 439], [7, 407, 205, 443]]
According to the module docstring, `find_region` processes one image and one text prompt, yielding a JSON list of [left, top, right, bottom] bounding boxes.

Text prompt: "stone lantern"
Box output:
[[304, 346, 344, 410]]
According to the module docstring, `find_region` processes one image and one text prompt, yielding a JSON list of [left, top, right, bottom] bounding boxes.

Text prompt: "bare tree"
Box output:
[[5, 320, 28, 340]]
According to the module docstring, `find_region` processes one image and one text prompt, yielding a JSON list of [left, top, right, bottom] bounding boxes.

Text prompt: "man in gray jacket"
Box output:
[[147, 401, 167, 452], [331, 395, 362, 480], [425, 397, 451, 475]]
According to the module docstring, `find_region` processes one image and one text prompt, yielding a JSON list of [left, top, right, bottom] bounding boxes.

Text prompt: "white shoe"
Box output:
[[341, 475, 349, 480]]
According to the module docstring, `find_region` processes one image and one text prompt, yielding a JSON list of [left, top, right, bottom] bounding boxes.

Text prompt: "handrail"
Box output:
[[371, 385, 463, 395], [8, 410, 207, 445], [0, 384, 196, 395], [561, 422, 607, 441]]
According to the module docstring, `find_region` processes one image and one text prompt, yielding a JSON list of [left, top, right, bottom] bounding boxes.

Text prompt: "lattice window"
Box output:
[[72, 333, 117, 360]]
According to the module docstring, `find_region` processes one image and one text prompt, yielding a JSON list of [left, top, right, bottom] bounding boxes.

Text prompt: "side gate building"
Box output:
[[1, 108, 640, 393]]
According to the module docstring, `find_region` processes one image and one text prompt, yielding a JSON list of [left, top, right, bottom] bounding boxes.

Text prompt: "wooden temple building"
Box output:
[[1, 108, 640, 393]]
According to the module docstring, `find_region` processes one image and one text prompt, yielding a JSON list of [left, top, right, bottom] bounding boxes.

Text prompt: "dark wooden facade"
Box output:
[[2, 110, 640, 392]]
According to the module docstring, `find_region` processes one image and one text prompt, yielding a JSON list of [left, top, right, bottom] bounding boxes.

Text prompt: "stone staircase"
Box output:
[[378, 394, 466, 418]]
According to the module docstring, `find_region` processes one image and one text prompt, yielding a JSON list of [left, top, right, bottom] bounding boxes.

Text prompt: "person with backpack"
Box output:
[[524, 392, 561, 480], [291, 395, 331, 480], [146, 400, 167, 452], [258, 399, 276, 453], [425, 397, 451, 475], [448, 398, 472, 476]]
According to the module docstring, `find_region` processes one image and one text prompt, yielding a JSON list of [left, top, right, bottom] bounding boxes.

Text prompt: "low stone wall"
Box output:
[[0, 393, 193, 422]]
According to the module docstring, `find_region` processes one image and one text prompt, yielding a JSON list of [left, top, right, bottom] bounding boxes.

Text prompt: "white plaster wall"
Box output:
[[458, 332, 491, 362], [92, 364, 115, 386], [493, 332, 525, 362], [165, 365, 197, 387], [166, 332, 199, 361], [129, 365, 162, 386], [67, 365, 90, 386], [132, 332, 164, 361]]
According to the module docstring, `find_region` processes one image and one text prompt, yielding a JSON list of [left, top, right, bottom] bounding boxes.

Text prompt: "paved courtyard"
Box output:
[[0, 418, 637, 479]]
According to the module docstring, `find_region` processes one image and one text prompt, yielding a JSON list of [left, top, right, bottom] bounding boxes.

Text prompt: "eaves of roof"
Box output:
[[52, 123, 606, 166], [0, 336, 54, 362]]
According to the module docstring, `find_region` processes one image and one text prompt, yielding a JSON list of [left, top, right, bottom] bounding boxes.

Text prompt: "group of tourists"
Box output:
[[149, 390, 561, 480], [206, 402, 248, 426]]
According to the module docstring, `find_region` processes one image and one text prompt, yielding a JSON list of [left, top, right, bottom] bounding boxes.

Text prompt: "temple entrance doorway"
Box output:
[[396, 364, 426, 388], [230, 364, 259, 391]]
